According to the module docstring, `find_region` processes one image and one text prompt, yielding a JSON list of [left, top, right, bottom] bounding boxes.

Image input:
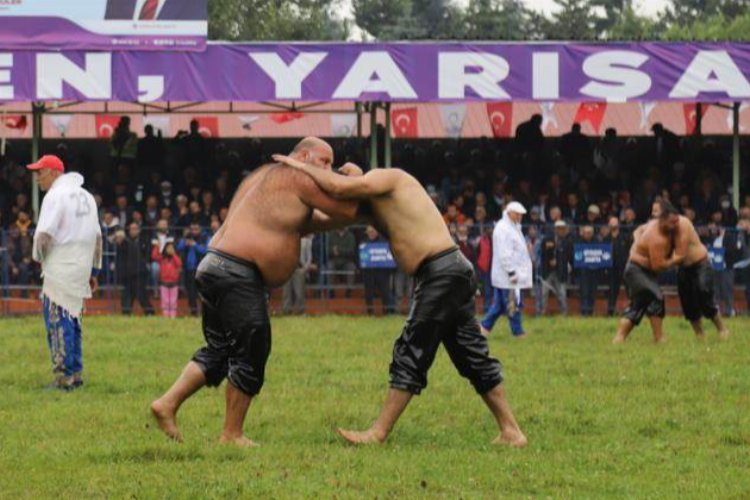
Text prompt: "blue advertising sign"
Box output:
[[573, 243, 613, 269], [359, 242, 397, 269], [707, 247, 726, 271]]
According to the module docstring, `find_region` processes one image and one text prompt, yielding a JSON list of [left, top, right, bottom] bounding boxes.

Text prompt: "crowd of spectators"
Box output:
[[2, 116, 750, 316]]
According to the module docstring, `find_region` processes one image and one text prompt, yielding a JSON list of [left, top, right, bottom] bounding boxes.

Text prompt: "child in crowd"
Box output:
[[151, 240, 182, 318]]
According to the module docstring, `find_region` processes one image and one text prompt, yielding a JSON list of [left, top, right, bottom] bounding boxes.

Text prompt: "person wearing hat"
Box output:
[[479, 201, 533, 338], [28, 155, 102, 391]]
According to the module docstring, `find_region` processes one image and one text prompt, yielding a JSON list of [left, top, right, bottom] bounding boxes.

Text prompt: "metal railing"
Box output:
[[2, 223, 750, 317]]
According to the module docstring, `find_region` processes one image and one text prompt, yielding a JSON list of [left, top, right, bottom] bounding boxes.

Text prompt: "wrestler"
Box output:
[[273, 154, 527, 448], [651, 199, 729, 339], [150, 138, 357, 447]]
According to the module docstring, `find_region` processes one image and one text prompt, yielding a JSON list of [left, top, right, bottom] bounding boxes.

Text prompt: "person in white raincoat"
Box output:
[[479, 201, 533, 337], [28, 155, 102, 390]]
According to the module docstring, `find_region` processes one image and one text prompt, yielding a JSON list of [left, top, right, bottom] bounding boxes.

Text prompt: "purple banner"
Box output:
[[0, 0, 206, 51], [2, 42, 750, 103]]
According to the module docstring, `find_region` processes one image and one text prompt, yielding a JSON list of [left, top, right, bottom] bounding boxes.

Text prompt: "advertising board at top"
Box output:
[[0, 0, 207, 51]]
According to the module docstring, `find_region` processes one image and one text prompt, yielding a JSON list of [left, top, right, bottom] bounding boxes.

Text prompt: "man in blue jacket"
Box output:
[[176, 223, 208, 315]]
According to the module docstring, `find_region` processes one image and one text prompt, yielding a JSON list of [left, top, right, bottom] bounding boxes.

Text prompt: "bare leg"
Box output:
[[709, 313, 730, 340], [150, 361, 206, 442], [480, 325, 490, 337], [483, 384, 528, 447], [218, 382, 258, 448], [612, 318, 635, 344], [648, 316, 665, 343], [337, 388, 413, 444], [689, 319, 705, 338]]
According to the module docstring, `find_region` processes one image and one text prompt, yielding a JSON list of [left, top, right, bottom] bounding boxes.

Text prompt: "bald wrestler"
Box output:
[[612, 202, 680, 344], [150, 138, 357, 447], [651, 199, 729, 339], [273, 154, 527, 448]]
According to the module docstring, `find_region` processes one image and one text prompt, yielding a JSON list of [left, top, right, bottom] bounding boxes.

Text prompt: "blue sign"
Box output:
[[573, 243, 613, 269], [708, 248, 726, 271], [359, 242, 397, 269]]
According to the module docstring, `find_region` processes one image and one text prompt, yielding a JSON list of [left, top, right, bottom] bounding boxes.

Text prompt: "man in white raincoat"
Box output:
[[480, 201, 533, 338], [29, 155, 102, 390]]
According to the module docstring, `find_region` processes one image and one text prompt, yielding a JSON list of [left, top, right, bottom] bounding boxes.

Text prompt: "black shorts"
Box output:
[[389, 247, 503, 395], [191, 249, 271, 396], [678, 259, 718, 322], [622, 261, 665, 325]]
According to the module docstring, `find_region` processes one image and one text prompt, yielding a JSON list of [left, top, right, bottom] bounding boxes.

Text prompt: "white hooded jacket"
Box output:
[[32, 173, 101, 317], [490, 213, 533, 289]]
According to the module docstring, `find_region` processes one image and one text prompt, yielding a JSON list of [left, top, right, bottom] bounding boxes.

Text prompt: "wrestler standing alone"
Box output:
[[274, 154, 527, 447]]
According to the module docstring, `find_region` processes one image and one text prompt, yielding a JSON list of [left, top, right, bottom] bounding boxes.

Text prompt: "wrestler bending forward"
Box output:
[[274, 154, 527, 448]]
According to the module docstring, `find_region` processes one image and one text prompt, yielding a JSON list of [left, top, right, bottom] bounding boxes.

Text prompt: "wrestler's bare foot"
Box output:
[[718, 329, 730, 340], [219, 435, 259, 448], [150, 399, 183, 442], [695, 332, 706, 341], [337, 427, 386, 445], [491, 429, 528, 448], [612, 334, 626, 344], [480, 326, 490, 337], [654, 336, 666, 344]]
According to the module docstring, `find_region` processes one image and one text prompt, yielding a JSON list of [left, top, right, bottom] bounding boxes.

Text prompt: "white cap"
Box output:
[[505, 201, 527, 215], [554, 220, 567, 228]]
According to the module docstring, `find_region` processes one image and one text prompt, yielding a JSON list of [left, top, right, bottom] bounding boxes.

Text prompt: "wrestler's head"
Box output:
[[290, 137, 334, 171], [653, 198, 679, 232]]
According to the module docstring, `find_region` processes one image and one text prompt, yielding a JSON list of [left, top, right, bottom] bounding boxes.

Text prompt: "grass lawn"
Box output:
[[0, 315, 748, 498]]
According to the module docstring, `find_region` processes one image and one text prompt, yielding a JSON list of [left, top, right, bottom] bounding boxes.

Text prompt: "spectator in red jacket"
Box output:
[[151, 240, 183, 318], [476, 224, 493, 312]]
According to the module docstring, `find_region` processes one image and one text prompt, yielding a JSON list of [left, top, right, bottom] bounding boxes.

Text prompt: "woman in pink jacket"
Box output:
[[152, 240, 183, 318]]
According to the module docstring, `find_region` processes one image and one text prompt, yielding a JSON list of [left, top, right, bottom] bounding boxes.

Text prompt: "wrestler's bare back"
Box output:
[[211, 164, 349, 287], [628, 220, 672, 271], [366, 170, 456, 275]]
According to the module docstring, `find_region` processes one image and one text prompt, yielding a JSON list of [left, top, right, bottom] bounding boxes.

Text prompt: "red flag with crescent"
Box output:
[[192, 116, 219, 138], [391, 107, 418, 138], [2, 115, 27, 130], [573, 102, 607, 134], [486, 102, 513, 138], [270, 112, 304, 124], [683, 103, 709, 135], [95, 115, 120, 138]]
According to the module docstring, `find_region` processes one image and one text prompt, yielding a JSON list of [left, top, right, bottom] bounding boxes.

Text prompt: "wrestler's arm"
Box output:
[[273, 154, 396, 199], [669, 219, 689, 267], [302, 209, 365, 233], [296, 172, 358, 227]]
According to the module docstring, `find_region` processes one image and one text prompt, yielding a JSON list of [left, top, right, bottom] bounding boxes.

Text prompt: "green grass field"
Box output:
[[0, 315, 748, 498]]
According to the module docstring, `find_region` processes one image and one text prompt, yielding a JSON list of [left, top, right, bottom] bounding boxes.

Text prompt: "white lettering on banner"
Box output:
[[36, 53, 111, 99], [138, 75, 165, 102], [249, 52, 327, 99], [533, 52, 559, 100], [438, 52, 510, 99], [0, 53, 12, 99], [333, 52, 417, 99], [670, 50, 750, 99], [580, 51, 651, 102]]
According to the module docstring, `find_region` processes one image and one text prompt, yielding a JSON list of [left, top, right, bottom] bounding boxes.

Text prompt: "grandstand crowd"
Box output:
[[2, 116, 750, 316]]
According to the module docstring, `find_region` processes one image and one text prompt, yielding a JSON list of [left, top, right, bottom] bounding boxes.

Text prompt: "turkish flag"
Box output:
[[391, 107, 418, 138], [2, 115, 28, 130], [573, 102, 608, 134], [192, 116, 219, 138], [683, 103, 710, 135], [95, 115, 120, 138], [485, 102, 513, 138], [270, 112, 304, 124]]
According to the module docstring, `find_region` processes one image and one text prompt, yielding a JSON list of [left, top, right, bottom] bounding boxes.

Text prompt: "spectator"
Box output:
[[603, 216, 631, 316], [577, 225, 599, 316], [201, 190, 217, 219], [327, 228, 357, 298], [443, 203, 466, 225], [515, 114, 544, 155], [144, 195, 160, 227], [563, 193, 583, 224], [475, 223, 493, 312], [282, 234, 314, 315], [110, 116, 138, 167], [6, 224, 34, 296], [560, 123, 591, 172], [137, 124, 165, 170], [188, 200, 208, 227], [708, 220, 743, 317], [585, 204, 601, 226], [115, 224, 154, 315], [176, 223, 208, 315], [361, 226, 394, 315], [151, 240, 182, 318], [719, 193, 738, 226], [159, 181, 175, 211], [541, 220, 572, 315], [174, 194, 191, 228], [651, 122, 681, 169], [113, 194, 132, 227]]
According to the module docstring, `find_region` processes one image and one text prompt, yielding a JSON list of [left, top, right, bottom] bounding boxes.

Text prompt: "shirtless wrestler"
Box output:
[[150, 138, 357, 447], [273, 154, 527, 448]]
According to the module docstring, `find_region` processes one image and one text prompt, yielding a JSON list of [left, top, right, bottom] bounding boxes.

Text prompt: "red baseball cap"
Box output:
[[27, 155, 65, 173]]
